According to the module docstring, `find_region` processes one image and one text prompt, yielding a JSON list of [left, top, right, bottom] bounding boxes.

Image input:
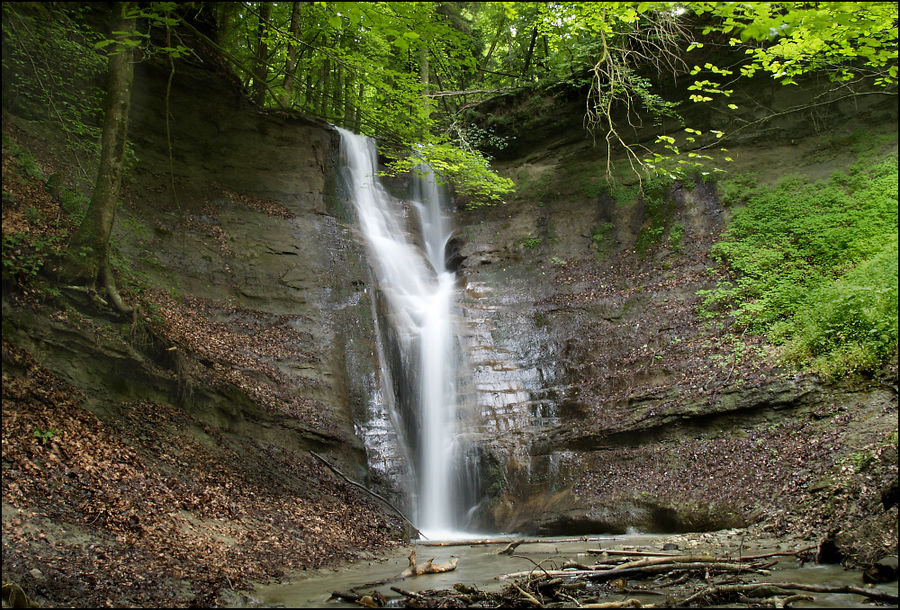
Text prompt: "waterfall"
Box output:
[[336, 128, 479, 539]]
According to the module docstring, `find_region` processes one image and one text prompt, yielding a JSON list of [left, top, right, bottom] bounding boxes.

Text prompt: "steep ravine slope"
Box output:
[[2, 53, 405, 607], [454, 81, 898, 566]]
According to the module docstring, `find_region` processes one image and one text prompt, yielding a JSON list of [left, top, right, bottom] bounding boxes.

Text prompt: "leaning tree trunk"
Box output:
[[63, 2, 135, 313], [522, 27, 538, 80], [353, 81, 364, 132]]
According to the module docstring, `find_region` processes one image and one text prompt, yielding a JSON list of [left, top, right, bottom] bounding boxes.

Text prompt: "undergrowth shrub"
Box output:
[[634, 175, 671, 253], [1, 3, 105, 163], [781, 236, 898, 378], [700, 147, 898, 378]]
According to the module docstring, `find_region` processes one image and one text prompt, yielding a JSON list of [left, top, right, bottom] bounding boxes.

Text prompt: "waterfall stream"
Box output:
[[337, 128, 479, 538]]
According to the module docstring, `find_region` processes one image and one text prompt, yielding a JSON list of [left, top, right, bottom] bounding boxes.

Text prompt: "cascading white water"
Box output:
[[337, 127, 477, 538]]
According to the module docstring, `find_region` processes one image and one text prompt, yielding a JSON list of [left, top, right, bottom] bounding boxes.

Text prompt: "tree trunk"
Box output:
[[63, 1, 135, 307], [419, 46, 430, 97], [540, 34, 550, 72], [332, 37, 343, 121], [304, 66, 313, 110], [333, 61, 342, 121], [280, 1, 302, 108], [432, 70, 454, 115], [354, 81, 364, 131], [319, 57, 330, 118], [522, 27, 538, 79], [477, 16, 506, 84], [343, 73, 354, 128], [252, 1, 272, 106]]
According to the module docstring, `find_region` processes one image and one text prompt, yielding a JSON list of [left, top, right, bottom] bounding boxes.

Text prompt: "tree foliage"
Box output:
[[692, 2, 898, 87], [1, 2, 107, 178], [2, 2, 897, 374], [3, 2, 897, 204]]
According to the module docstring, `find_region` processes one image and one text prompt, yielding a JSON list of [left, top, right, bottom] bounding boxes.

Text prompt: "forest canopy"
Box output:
[[3, 2, 897, 204]]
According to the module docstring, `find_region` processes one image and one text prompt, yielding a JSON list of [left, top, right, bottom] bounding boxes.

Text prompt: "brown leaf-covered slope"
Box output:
[[2, 340, 403, 608]]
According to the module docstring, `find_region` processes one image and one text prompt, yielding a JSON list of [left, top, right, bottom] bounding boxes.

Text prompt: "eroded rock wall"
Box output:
[[1, 33, 405, 607], [454, 79, 898, 559], [4, 53, 386, 481]]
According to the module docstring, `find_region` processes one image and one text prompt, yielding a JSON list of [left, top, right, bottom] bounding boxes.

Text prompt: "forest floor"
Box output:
[[1, 327, 406, 608], [1, 326, 406, 608]]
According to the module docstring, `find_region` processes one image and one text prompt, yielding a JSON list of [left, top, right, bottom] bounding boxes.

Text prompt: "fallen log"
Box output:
[[499, 569, 615, 581], [581, 600, 649, 609], [389, 586, 426, 600], [309, 451, 425, 539], [499, 539, 524, 555], [500, 561, 771, 583], [587, 549, 681, 557], [613, 554, 717, 570], [329, 590, 361, 603], [734, 546, 816, 561], [588, 562, 770, 582], [679, 582, 898, 606], [342, 547, 462, 591], [399, 548, 459, 579], [423, 536, 617, 547]]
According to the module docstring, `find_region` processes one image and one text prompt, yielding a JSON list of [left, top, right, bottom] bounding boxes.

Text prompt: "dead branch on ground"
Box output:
[[308, 450, 424, 539], [399, 548, 459, 579]]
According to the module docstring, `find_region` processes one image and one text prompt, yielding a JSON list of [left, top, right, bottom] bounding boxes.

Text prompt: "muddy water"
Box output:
[[243, 531, 898, 608]]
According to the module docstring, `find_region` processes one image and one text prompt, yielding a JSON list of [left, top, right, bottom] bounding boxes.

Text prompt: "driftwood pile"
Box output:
[[332, 540, 899, 608]]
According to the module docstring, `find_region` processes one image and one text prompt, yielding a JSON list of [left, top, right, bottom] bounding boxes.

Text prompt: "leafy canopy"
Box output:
[[175, 2, 898, 200], [3, 2, 896, 204], [692, 2, 898, 86]]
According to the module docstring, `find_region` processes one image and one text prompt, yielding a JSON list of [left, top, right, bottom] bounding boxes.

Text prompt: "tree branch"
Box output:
[[308, 451, 425, 539]]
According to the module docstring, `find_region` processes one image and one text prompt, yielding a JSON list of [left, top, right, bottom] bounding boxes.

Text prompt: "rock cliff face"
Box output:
[[5, 53, 384, 478], [118, 54, 896, 562], [2, 43, 405, 606], [450, 80, 898, 560]]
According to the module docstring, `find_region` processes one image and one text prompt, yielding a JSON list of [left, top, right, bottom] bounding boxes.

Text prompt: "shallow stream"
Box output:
[[244, 531, 898, 608]]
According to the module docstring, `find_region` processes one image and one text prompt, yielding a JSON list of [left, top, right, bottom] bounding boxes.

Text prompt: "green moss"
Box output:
[[634, 175, 673, 253], [848, 449, 876, 473], [669, 222, 685, 253], [591, 222, 615, 258]]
